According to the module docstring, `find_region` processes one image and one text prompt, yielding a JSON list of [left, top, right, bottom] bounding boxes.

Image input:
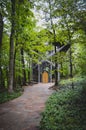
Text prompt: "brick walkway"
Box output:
[[0, 83, 54, 130]]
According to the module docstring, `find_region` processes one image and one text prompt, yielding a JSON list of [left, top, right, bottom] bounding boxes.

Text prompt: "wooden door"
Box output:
[[42, 71, 48, 83]]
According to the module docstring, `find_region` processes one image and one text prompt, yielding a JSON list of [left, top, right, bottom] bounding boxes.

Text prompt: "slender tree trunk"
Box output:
[[13, 38, 18, 88], [49, 0, 58, 86], [65, 20, 74, 88], [8, 0, 15, 92], [13, 1, 20, 88], [0, 9, 4, 89], [54, 46, 58, 86], [17, 51, 22, 86], [27, 58, 30, 84], [65, 20, 73, 78], [13, 46, 16, 88], [58, 64, 60, 81], [21, 48, 26, 85], [0, 12, 3, 48], [28, 59, 30, 83], [6, 69, 9, 88], [18, 57, 22, 86], [61, 62, 63, 77], [69, 46, 74, 89], [69, 46, 73, 78]]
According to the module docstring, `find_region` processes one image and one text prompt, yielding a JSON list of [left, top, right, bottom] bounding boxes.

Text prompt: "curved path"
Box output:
[[0, 83, 54, 130]]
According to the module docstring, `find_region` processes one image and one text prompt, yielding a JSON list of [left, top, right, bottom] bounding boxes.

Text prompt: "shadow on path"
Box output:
[[0, 83, 54, 130]]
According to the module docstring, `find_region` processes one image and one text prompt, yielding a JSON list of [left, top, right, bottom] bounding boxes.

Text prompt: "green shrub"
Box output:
[[0, 91, 22, 104], [59, 76, 86, 87], [40, 77, 86, 130]]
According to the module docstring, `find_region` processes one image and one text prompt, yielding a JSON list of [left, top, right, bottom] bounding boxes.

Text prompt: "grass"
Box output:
[[40, 76, 86, 130]]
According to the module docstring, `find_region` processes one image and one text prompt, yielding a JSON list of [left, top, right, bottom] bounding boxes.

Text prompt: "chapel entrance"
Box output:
[[42, 71, 49, 83]]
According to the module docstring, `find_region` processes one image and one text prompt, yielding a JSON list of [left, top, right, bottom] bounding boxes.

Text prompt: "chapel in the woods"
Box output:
[[32, 42, 70, 83]]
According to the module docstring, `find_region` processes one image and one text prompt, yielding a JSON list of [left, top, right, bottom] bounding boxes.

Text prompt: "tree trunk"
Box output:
[[0, 12, 3, 48], [61, 62, 63, 77], [8, 0, 15, 92], [13, 38, 18, 88], [69, 46, 74, 89], [6, 69, 9, 88], [28, 58, 30, 83], [49, 0, 58, 86], [66, 21, 74, 88], [0, 9, 4, 89], [58, 64, 60, 81], [54, 46, 58, 86], [21, 48, 26, 85], [69, 46, 73, 78], [13, 46, 16, 88]]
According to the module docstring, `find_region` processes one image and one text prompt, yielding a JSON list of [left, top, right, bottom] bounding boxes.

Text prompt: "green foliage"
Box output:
[[0, 0, 86, 90], [40, 77, 86, 130], [35, 0, 86, 78], [0, 90, 22, 104], [59, 76, 86, 87], [72, 38, 86, 75]]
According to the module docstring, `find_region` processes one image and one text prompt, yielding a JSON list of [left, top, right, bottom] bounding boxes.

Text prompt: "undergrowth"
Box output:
[[0, 88, 22, 104], [40, 76, 86, 130]]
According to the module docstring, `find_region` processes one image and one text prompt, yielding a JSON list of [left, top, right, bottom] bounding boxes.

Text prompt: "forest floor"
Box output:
[[0, 83, 54, 130]]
